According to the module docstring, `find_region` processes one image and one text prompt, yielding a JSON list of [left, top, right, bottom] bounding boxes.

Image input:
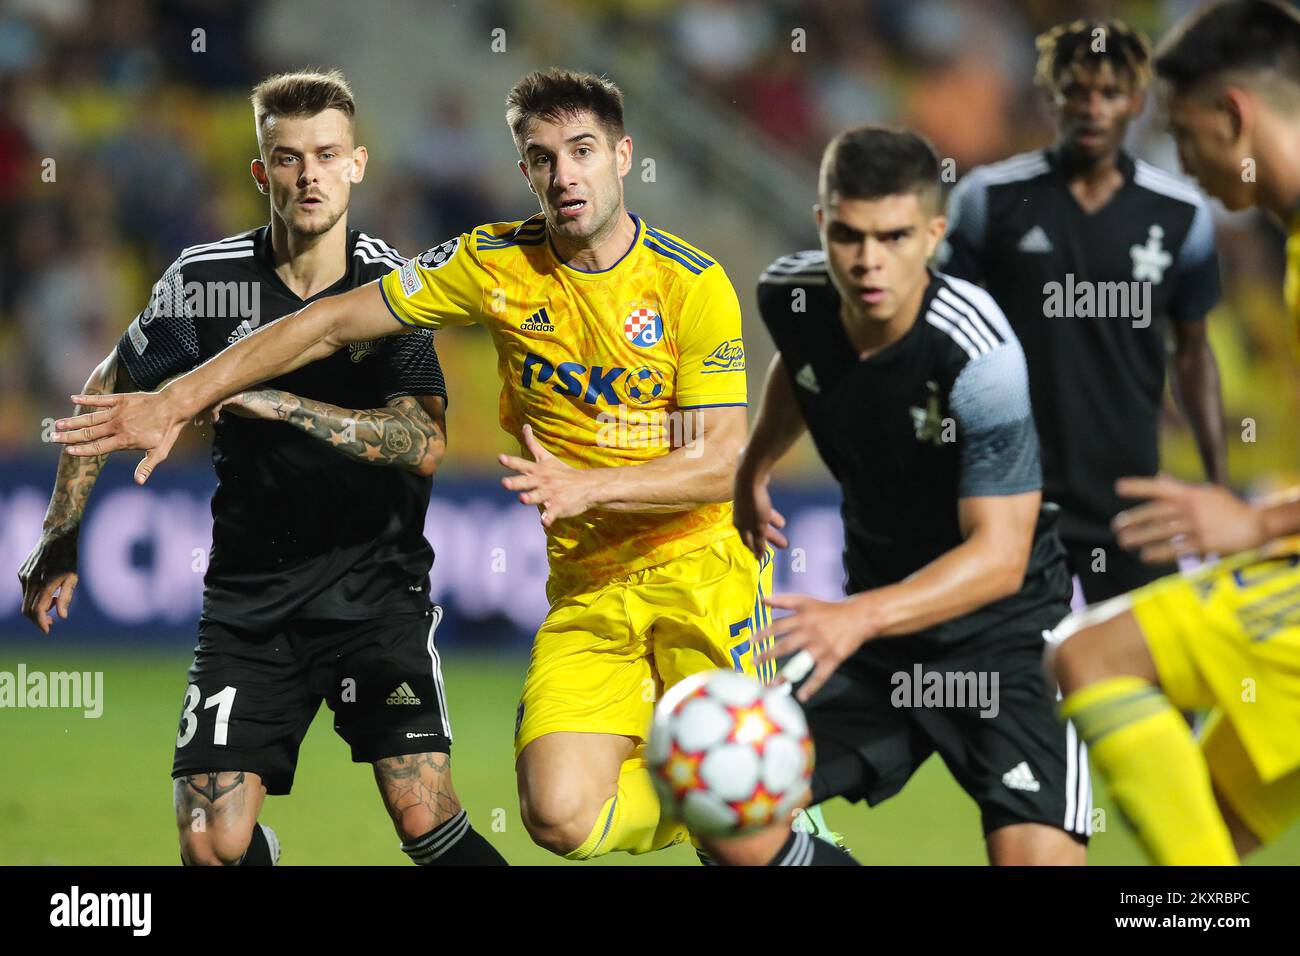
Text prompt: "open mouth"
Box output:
[[557, 198, 587, 217], [300, 195, 324, 207]]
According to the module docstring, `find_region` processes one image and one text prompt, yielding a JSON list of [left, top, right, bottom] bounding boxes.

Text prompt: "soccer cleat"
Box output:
[[260, 823, 281, 865], [793, 805, 849, 851]]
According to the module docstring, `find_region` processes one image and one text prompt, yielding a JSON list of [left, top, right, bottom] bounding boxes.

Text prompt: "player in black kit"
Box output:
[[17, 71, 506, 866], [702, 126, 1083, 867], [940, 18, 1226, 603]]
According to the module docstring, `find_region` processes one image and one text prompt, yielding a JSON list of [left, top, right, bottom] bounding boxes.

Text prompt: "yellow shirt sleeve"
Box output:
[[675, 264, 748, 408], [379, 235, 492, 330]]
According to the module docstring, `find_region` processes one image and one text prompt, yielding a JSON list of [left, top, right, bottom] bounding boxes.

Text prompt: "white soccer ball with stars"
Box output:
[[648, 669, 813, 837]]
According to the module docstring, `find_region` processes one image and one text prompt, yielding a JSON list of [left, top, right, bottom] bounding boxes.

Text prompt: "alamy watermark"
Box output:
[[49, 886, 150, 935], [595, 407, 705, 459], [1043, 274, 1151, 329], [0, 664, 103, 718], [891, 664, 999, 718], [141, 276, 262, 340]]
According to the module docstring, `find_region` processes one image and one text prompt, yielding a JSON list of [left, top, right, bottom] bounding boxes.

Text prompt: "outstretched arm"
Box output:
[[757, 491, 1042, 701], [1165, 193, 1225, 484], [51, 281, 407, 481], [733, 353, 806, 557], [757, 335, 1045, 700], [1169, 319, 1229, 485], [217, 391, 446, 477], [1112, 475, 1300, 563], [18, 349, 137, 633]]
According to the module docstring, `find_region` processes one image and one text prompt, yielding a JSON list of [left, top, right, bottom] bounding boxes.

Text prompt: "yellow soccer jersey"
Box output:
[[379, 213, 748, 598]]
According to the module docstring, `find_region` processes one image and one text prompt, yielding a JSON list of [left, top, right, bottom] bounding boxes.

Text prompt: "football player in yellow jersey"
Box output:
[[1045, 0, 1300, 864], [50, 69, 812, 861]]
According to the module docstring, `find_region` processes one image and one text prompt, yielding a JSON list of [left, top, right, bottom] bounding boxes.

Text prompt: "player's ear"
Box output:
[[813, 203, 823, 231], [348, 145, 368, 184], [250, 158, 269, 195], [517, 159, 536, 194], [615, 134, 633, 178], [1220, 85, 1252, 145], [925, 214, 948, 255]]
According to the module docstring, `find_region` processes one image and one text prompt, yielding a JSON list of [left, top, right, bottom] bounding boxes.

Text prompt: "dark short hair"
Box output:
[[1034, 18, 1152, 95], [251, 69, 355, 147], [505, 68, 625, 151], [818, 125, 941, 208], [1154, 0, 1300, 96]]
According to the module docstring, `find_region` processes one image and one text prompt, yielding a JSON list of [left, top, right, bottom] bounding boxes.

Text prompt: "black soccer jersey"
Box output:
[[757, 253, 1070, 650], [116, 226, 446, 631], [940, 146, 1221, 544]]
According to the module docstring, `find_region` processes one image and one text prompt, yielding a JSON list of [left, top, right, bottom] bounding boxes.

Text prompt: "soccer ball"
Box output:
[[624, 366, 664, 405], [648, 669, 813, 837]]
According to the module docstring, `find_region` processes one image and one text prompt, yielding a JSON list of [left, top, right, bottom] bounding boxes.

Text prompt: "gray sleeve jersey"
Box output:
[[949, 340, 1041, 498]]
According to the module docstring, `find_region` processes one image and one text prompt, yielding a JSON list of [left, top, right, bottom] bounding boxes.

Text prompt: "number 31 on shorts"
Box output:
[[176, 684, 237, 747]]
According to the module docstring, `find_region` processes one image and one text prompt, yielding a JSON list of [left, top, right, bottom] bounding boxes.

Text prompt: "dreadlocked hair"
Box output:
[[1034, 19, 1152, 95]]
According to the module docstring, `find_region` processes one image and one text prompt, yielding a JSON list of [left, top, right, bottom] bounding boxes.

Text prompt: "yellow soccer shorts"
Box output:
[[1129, 538, 1300, 841], [514, 533, 775, 759]]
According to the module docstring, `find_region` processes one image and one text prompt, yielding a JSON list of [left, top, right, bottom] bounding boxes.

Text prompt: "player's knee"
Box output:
[[987, 824, 1086, 865], [177, 820, 255, 866], [991, 838, 1086, 866], [1047, 595, 1149, 695], [1047, 610, 1111, 695], [1047, 626, 1096, 696], [392, 801, 461, 844], [519, 788, 603, 856], [698, 823, 791, 866]]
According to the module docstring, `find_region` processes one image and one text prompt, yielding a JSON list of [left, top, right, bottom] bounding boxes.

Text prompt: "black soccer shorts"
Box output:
[[1064, 536, 1178, 604], [171, 606, 452, 795], [802, 606, 1091, 841]]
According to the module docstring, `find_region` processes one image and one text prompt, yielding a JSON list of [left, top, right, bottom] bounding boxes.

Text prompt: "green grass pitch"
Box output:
[[1, 643, 1296, 865]]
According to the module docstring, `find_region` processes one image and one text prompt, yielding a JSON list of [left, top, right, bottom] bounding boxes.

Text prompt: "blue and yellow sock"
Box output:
[[564, 761, 688, 860]]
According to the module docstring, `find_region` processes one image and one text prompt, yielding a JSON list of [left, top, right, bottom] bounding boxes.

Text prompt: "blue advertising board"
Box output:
[[1, 458, 849, 648]]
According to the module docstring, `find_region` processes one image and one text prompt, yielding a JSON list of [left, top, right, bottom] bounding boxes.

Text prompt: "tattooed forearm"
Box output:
[[44, 455, 106, 536], [42, 351, 136, 535], [19, 351, 140, 616], [244, 390, 446, 474]]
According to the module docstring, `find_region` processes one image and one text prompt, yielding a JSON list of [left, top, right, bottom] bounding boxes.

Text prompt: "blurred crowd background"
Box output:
[[1, 0, 1296, 487]]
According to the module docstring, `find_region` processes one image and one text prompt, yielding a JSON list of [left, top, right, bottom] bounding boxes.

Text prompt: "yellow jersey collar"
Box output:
[[547, 212, 643, 280]]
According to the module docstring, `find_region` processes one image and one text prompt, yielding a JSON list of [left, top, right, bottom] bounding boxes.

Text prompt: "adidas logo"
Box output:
[[1002, 761, 1041, 792], [520, 307, 554, 333], [1017, 225, 1053, 254], [386, 682, 422, 706], [795, 363, 820, 394], [227, 320, 255, 345]]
